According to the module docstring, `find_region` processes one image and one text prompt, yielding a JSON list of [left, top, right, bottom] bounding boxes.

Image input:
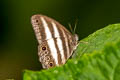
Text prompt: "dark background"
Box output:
[[0, 0, 120, 80]]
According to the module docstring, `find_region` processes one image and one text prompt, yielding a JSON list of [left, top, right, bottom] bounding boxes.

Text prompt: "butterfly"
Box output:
[[31, 14, 79, 69]]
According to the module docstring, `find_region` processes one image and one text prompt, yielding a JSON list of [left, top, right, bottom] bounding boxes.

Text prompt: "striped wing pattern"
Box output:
[[31, 14, 78, 69]]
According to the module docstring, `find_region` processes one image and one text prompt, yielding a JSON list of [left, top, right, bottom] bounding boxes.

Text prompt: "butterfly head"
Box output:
[[72, 34, 79, 47], [74, 34, 79, 42]]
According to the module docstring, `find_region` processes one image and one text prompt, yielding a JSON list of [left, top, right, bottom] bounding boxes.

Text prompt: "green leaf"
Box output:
[[23, 24, 120, 80], [73, 24, 120, 58]]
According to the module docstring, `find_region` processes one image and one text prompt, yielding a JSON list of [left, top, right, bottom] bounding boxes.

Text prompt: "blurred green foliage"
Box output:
[[23, 24, 120, 80], [1, 0, 120, 80]]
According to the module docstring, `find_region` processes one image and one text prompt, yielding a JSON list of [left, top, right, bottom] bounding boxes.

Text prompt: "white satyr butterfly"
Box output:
[[31, 14, 79, 69]]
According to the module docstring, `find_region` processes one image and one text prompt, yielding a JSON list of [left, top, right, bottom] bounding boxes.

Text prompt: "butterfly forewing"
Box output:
[[31, 14, 78, 69]]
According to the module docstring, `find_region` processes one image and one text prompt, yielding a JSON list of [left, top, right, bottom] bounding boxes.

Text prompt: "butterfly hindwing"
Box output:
[[38, 40, 56, 69]]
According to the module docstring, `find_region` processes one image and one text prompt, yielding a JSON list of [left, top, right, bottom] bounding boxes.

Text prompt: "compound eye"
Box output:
[[42, 46, 46, 50]]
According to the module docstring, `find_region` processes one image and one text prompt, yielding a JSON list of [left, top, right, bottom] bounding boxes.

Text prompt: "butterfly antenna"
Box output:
[[68, 23, 74, 34], [74, 19, 78, 34]]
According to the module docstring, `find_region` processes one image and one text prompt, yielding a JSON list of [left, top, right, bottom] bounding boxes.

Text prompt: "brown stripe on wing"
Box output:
[[44, 17, 62, 65], [57, 23, 75, 58], [49, 17, 73, 60], [64, 30, 72, 58], [58, 22, 76, 58], [58, 23, 76, 58], [53, 38, 62, 65], [43, 16, 54, 38], [55, 23, 67, 61], [59, 28, 70, 59]]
